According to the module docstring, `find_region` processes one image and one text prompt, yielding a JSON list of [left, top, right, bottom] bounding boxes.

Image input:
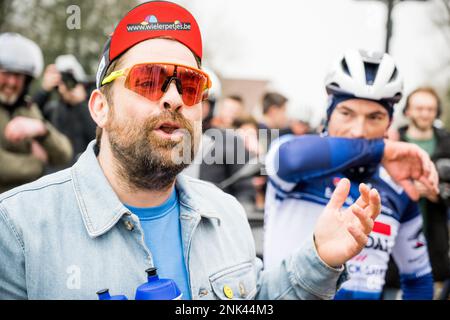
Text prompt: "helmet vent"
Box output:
[[330, 82, 340, 89], [389, 67, 398, 82], [341, 58, 351, 76], [364, 62, 379, 85]]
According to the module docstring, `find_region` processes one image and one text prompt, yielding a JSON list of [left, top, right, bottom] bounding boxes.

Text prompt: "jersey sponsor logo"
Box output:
[[372, 221, 391, 236], [364, 221, 392, 252], [346, 263, 386, 292], [407, 227, 426, 249], [365, 234, 390, 252], [352, 254, 368, 262], [380, 204, 394, 216], [414, 241, 425, 249], [332, 177, 341, 186], [347, 263, 386, 276]]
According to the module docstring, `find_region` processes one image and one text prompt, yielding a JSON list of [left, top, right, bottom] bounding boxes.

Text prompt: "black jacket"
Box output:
[[199, 128, 256, 203], [33, 89, 96, 167], [398, 125, 450, 281]]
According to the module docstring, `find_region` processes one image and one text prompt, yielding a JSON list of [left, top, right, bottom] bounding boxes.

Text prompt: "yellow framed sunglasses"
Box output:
[[101, 62, 212, 106]]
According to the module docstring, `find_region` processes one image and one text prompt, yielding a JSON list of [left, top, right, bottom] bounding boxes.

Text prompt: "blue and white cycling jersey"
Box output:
[[264, 134, 433, 300]]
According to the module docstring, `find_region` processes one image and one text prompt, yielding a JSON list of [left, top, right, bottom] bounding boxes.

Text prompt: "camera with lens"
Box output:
[[60, 71, 78, 90], [55, 55, 86, 91], [436, 158, 450, 206]]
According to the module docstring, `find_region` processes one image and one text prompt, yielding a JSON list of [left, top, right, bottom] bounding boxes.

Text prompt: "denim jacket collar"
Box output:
[[71, 141, 221, 238], [175, 174, 221, 224]]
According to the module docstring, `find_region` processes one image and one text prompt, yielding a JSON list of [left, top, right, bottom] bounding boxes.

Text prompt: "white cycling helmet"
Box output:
[[325, 49, 403, 103], [0, 32, 44, 79], [289, 104, 314, 125], [55, 54, 87, 83], [202, 66, 222, 102]]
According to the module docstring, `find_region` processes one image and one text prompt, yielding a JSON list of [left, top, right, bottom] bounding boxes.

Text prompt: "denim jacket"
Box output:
[[0, 141, 347, 300]]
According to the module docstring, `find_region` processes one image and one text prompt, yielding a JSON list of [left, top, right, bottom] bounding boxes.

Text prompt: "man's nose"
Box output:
[[349, 118, 366, 138], [160, 81, 183, 112]]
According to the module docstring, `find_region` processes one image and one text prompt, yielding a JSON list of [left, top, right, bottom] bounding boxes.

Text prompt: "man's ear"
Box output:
[[88, 89, 110, 129], [403, 104, 411, 118], [266, 105, 274, 116]]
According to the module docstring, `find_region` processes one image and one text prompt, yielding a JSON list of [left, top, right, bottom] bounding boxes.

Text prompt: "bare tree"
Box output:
[[1, 0, 137, 75], [0, 0, 14, 31]]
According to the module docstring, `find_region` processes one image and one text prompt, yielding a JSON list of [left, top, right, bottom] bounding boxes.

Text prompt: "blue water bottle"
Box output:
[[96, 288, 128, 300], [135, 267, 182, 300]]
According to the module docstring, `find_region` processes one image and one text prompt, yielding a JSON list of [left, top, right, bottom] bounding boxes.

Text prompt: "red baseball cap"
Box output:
[[96, 1, 203, 88]]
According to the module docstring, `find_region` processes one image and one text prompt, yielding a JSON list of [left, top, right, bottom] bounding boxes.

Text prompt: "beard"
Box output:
[[106, 107, 199, 191], [410, 117, 433, 132], [0, 89, 20, 106]]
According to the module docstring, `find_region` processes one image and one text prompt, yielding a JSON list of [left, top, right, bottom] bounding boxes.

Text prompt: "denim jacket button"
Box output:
[[239, 282, 247, 298], [124, 220, 134, 231], [223, 285, 233, 299], [198, 288, 208, 297]]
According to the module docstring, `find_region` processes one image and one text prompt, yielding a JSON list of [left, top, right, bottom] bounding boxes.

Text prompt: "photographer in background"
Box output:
[[33, 55, 96, 168], [0, 33, 73, 192]]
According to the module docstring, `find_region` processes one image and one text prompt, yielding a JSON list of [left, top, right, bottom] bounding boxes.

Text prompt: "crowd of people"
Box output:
[[0, 0, 449, 300]]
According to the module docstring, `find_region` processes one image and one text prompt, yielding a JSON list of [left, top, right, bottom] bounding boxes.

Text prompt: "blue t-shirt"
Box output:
[[124, 188, 191, 300]]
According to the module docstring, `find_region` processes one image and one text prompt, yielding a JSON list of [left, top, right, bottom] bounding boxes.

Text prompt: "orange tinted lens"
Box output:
[[178, 66, 207, 106], [125, 64, 173, 101]]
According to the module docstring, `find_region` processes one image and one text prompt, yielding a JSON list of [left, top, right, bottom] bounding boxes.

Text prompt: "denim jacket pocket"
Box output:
[[209, 262, 257, 300]]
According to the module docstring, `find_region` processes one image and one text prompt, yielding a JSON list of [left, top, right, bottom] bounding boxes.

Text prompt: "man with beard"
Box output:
[[0, 33, 73, 192], [0, 2, 436, 300], [385, 87, 450, 298]]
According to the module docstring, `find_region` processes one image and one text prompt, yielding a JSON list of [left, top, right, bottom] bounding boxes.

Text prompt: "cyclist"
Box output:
[[264, 49, 436, 299]]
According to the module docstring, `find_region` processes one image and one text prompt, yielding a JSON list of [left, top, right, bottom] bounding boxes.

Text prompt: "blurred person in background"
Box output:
[[211, 94, 246, 129], [233, 116, 265, 210], [33, 54, 96, 168], [184, 70, 254, 198], [288, 104, 315, 136], [197, 120, 251, 197], [183, 66, 221, 179], [258, 92, 291, 153], [259, 92, 289, 131], [0, 33, 72, 193], [385, 87, 450, 299], [234, 116, 261, 157], [264, 49, 438, 300], [198, 67, 221, 132]]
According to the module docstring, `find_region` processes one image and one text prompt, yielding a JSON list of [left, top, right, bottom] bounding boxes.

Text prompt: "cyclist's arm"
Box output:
[[265, 134, 385, 191]]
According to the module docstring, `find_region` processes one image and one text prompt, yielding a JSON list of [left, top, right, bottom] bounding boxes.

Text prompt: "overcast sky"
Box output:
[[173, 0, 450, 126]]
